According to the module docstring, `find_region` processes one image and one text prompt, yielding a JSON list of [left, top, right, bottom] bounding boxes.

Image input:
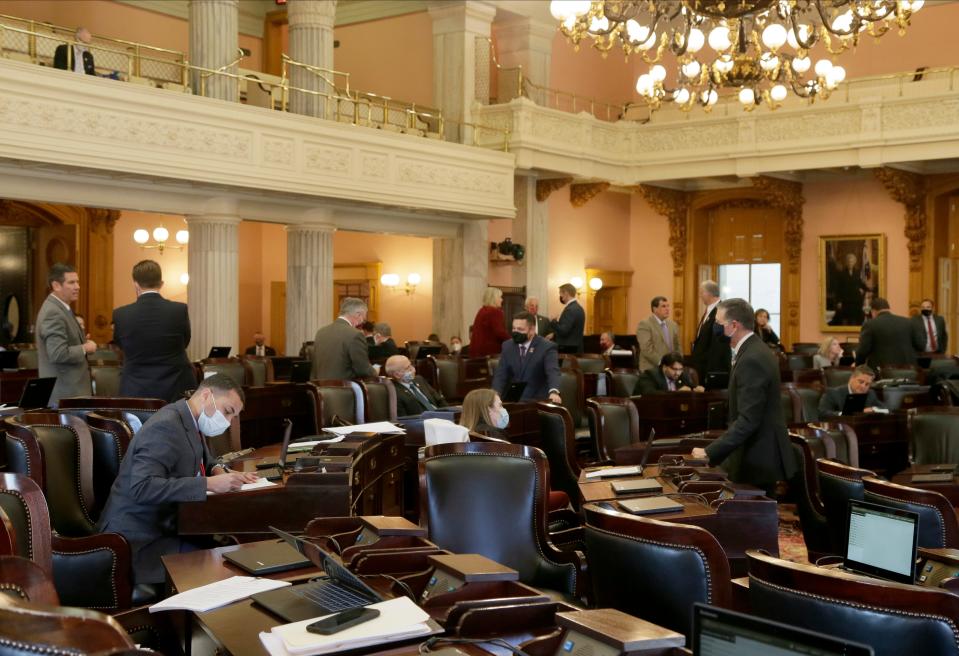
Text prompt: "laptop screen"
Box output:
[[693, 603, 874, 656], [843, 500, 919, 585]]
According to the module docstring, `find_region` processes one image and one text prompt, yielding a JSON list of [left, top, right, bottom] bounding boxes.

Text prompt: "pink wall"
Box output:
[[550, 32, 635, 110], [628, 196, 673, 332], [112, 211, 190, 309], [237, 221, 286, 350]]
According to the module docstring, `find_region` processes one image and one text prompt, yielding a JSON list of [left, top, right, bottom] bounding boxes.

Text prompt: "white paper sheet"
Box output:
[[322, 422, 405, 436], [149, 576, 291, 613], [584, 465, 643, 479]]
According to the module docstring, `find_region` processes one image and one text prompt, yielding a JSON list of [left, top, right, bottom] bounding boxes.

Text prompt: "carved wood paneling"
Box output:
[[874, 167, 927, 274], [636, 185, 690, 276], [570, 182, 610, 208], [535, 177, 572, 202]]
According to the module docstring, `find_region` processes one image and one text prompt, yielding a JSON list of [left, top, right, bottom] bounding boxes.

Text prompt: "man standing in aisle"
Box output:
[[690, 280, 730, 384], [549, 284, 585, 354], [636, 296, 680, 372], [912, 298, 948, 354], [311, 297, 376, 380]]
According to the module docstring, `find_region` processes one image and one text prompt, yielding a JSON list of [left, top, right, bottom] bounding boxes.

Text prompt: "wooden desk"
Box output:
[[0, 369, 37, 404], [892, 465, 959, 506], [822, 413, 908, 477], [631, 392, 728, 437]]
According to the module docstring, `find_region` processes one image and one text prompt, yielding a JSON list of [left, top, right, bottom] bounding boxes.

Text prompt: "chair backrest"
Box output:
[[791, 343, 820, 356], [879, 364, 922, 383], [575, 354, 607, 374], [909, 407, 959, 466], [779, 385, 801, 424], [793, 385, 823, 423], [57, 398, 165, 432], [0, 474, 52, 573], [583, 503, 731, 636], [536, 403, 582, 508], [558, 368, 585, 428], [83, 412, 134, 520], [311, 380, 362, 426], [488, 356, 499, 378], [0, 595, 137, 656], [357, 377, 397, 422], [2, 413, 97, 536], [200, 357, 249, 387], [420, 441, 581, 596], [863, 476, 959, 549], [0, 555, 59, 606], [747, 550, 959, 656], [431, 356, 460, 402], [558, 354, 579, 371], [816, 458, 875, 556], [792, 368, 826, 386], [15, 350, 37, 370], [787, 354, 814, 371], [241, 355, 274, 387], [792, 425, 857, 467], [90, 364, 122, 397], [606, 368, 640, 398], [234, 383, 321, 449], [841, 342, 858, 358], [823, 366, 856, 388], [586, 397, 640, 461], [788, 434, 832, 558]]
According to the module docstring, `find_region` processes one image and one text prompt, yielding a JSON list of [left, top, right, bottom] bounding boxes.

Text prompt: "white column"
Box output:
[[288, 0, 337, 118], [512, 174, 549, 304], [186, 214, 240, 360], [286, 222, 335, 356], [428, 1, 496, 141], [491, 16, 554, 100], [433, 220, 489, 341], [189, 0, 239, 100]]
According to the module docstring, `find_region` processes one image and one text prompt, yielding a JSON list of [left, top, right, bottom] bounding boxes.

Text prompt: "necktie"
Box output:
[[697, 309, 708, 333], [520, 345, 528, 359], [409, 382, 437, 411], [926, 316, 938, 352], [667, 377, 675, 391], [661, 321, 672, 350]]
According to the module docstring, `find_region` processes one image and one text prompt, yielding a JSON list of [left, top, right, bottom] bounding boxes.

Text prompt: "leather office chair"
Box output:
[[779, 385, 801, 424], [536, 403, 583, 509], [786, 354, 814, 371], [558, 368, 586, 432], [606, 368, 640, 398], [200, 357, 249, 387], [792, 425, 858, 467], [83, 412, 134, 520], [747, 550, 959, 656], [879, 364, 922, 383], [357, 377, 398, 422], [909, 407, 959, 465], [863, 476, 959, 549], [583, 503, 731, 636], [240, 355, 274, 387], [791, 343, 820, 356], [586, 397, 640, 463], [58, 398, 166, 434], [90, 364, 122, 397], [15, 350, 38, 370], [792, 368, 826, 386], [420, 442, 585, 601], [311, 379, 362, 426], [432, 355, 460, 403], [823, 366, 856, 389], [575, 355, 607, 374], [488, 356, 500, 379], [558, 354, 579, 371], [234, 383, 321, 450], [0, 555, 59, 605], [816, 459, 876, 556], [788, 434, 832, 560], [792, 384, 823, 422]]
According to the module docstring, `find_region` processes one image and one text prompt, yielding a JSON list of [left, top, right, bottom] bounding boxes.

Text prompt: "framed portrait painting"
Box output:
[[819, 234, 885, 332]]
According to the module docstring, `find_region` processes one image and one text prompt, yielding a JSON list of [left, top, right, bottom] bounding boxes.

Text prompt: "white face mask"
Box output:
[[197, 395, 231, 437]]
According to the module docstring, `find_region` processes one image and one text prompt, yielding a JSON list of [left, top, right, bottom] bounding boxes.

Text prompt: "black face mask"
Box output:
[[512, 331, 528, 344], [559, 296, 567, 305], [921, 309, 933, 317]]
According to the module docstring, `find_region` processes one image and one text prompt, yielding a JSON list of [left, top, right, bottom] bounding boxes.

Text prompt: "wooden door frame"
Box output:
[[584, 267, 632, 335], [333, 262, 382, 322]]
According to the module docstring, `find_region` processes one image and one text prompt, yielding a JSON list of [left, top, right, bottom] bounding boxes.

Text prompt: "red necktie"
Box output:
[[927, 316, 938, 351]]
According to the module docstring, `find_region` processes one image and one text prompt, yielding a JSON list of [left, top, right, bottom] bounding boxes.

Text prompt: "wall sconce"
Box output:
[[133, 226, 188, 254], [570, 276, 584, 291], [381, 272, 421, 295], [588, 277, 603, 291], [179, 272, 190, 285]]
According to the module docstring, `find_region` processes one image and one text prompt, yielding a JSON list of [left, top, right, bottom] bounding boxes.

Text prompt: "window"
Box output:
[[718, 263, 781, 336]]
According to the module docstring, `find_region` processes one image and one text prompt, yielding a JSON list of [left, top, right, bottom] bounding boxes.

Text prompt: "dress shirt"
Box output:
[[699, 301, 719, 331], [50, 293, 72, 313], [73, 45, 87, 74], [730, 332, 753, 368]]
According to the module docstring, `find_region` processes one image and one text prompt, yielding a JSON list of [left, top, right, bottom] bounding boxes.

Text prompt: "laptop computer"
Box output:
[[842, 499, 919, 585], [17, 377, 57, 410], [502, 381, 527, 403], [207, 346, 231, 358], [0, 350, 20, 370], [415, 345, 442, 359], [222, 526, 312, 575], [610, 428, 657, 493], [840, 393, 868, 416], [251, 541, 383, 623], [692, 603, 874, 656], [255, 419, 293, 481], [617, 496, 684, 515], [290, 360, 312, 383], [704, 372, 728, 391]]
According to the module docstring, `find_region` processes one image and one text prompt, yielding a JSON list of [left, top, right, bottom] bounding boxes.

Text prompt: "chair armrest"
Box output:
[[542, 536, 588, 600], [113, 605, 182, 655], [0, 555, 59, 604], [52, 532, 132, 611]]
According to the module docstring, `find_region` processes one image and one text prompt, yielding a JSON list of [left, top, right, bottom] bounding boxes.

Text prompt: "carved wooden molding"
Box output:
[[753, 176, 805, 274], [874, 167, 927, 272], [636, 185, 690, 276], [88, 208, 120, 235], [569, 182, 609, 207], [535, 177, 573, 202]]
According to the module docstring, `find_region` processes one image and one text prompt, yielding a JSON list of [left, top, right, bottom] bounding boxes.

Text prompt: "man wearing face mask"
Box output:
[[368, 322, 399, 360], [385, 355, 448, 416], [97, 374, 258, 590], [911, 298, 948, 355], [548, 284, 585, 354], [449, 335, 464, 355], [493, 312, 562, 403]]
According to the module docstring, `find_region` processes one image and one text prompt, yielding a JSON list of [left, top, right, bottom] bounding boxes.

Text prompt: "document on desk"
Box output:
[[149, 576, 291, 613], [585, 465, 643, 480], [323, 421, 406, 436], [262, 597, 437, 656], [206, 478, 278, 495]]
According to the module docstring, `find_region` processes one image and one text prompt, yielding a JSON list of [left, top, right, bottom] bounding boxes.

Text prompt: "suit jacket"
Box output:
[[532, 314, 550, 338], [691, 305, 731, 380], [97, 399, 215, 584], [636, 315, 680, 371], [911, 313, 948, 354], [394, 375, 447, 416], [549, 299, 585, 354], [53, 44, 96, 75], [244, 344, 276, 357], [492, 336, 560, 402], [818, 385, 886, 418], [368, 338, 399, 361], [856, 311, 923, 368], [311, 318, 375, 380], [634, 368, 695, 395], [35, 295, 90, 405], [113, 293, 195, 402], [704, 334, 797, 489]]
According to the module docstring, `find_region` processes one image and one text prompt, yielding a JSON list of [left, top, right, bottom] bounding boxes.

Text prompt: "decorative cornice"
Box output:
[[636, 185, 690, 276], [753, 176, 805, 274], [535, 177, 572, 202], [874, 167, 927, 272], [570, 182, 609, 208], [88, 208, 120, 234]]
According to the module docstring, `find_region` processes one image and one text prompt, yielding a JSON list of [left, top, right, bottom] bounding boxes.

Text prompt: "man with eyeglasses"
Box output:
[[635, 352, 704, 394]]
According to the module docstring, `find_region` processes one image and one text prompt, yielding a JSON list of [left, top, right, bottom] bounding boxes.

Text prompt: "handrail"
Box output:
[[281, 52, 350, 96], [199, 47, 247, 82]]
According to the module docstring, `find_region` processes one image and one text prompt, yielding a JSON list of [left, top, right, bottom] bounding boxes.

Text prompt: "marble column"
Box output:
[[428, 1, 496, 141], [288, 0, 337, 118], [286, 222, 335, 356], [433, 220, 489, 341], [186, 214, 240, 360], [491, 16, 554, 100], [512, 174, 549, 304], [189, 0, 239, 100]]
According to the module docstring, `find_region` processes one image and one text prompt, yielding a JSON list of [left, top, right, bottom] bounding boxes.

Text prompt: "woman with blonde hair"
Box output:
[[459, 388, 508, 439], [813, 337, 843, 369], [469, 287, 511, 358]]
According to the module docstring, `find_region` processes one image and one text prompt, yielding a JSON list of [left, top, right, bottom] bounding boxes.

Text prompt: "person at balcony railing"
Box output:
[[53, 27, 96, 76]]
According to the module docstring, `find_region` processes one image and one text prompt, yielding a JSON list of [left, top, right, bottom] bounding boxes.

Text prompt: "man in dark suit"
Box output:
[[384, 355, 447, 416], [311, 297, 376, 380], [113, 260, 196, 402], [244, 332, 276, 357], [692, 299, 797, 494], [493, 311, 562, 403], [690, 280, 731, 385], [912, 298, 948, 354], [524, 297, 550, 338], [53, 27, 96, 75], [548, 284, 585, 354], [635, 352, 704, 394], [819, 365, 886, 418], [97, 374, 258, 586], [855, 297, 924, 368], [368, 322, 400, 360]]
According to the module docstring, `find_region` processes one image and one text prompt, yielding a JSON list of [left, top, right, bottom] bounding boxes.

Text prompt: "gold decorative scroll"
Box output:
[[636, 184, 690, 275], [874, 167, 927, 272], [535, 177, 573, 202], [753, 176, 805, 274], [569, 182, 610, 207]]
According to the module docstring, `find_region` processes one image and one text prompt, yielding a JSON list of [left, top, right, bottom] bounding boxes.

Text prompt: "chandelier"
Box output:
[[550, 0, 925, 111]]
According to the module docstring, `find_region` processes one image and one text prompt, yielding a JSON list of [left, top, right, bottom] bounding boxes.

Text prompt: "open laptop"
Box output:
[[692, 603, 874, 656], [502, 381, 527, 403], [704, 372, 728, 391], [289, 360, 311, 383], [415, 345, 442, 359], [840, 393, 868, 416], [251, 540, 383, 623], [255, 419, 293, 481], [0, 350, 20, 370], [842, 499, 919, 585], [207, 346, 231, 358], [222, 526, 312, 575], [611, 429, 660, 495], [15, 377, 57, 410]]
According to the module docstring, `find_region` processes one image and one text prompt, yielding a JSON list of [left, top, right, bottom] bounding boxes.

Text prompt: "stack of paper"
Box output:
[[149, 576, 291, 613], [260, 597, 436, 656], [424, 418, 469, 446], [323, 422, 405, 436], [206, 478, 279, 495]]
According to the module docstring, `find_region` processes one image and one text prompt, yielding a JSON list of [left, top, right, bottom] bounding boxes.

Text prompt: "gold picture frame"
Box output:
[[819, 234, 886, 333]]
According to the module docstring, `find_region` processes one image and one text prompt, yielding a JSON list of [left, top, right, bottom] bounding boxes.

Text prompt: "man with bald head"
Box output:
[[525, 297, 550, 338], [384, 355, 448, 416], [54, 27, 96, 75]]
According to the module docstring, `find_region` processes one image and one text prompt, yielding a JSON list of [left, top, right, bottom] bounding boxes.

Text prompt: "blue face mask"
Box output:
[[493, 407, 509, 429]]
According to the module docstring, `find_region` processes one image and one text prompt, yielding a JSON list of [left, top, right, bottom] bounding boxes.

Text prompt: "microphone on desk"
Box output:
[[217, 447, 255, 465]]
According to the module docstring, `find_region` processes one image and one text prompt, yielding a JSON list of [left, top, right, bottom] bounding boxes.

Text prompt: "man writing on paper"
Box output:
[[98, 374, 258, 590]]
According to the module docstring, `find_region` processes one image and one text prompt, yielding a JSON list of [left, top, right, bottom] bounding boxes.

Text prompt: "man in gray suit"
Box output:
[[855, 297, 924, 368], [636, 296, 681, 371], [311, 297, 376, 380], [36, 263, 97, 406], [524, 297, 550, 338], [97, 374, 258, 585]]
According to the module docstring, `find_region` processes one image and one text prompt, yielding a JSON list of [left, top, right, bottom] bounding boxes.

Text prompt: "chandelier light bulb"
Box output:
[[908, 0, 924, 11], [681, 60, 701, 78], [786, 23, 813, 49], [714, 55, 734, 74], [133, 229, 149, 244], [635, 73, 654, 95], [152, 226, 169, 243], [739, 88, 756, 105], [686, 28, 705, 52], [625, 20, 651, 44], [562, 15, 577, 30], [815, 58, 834, 77], [179, 272, 189, 285], [637, 29, 657, 50], [650, 64, 667, 82], [759, 53, 779, 71], [792, 56, 811, 73], [549, 0, 572, 20], [832, 10, 854, 32], [761, 23, 788, 49], [588, 15, 609, 34], [831, 65, 846, 83], [407, 272, 422, 286], [588, 277, 603, 291], [175, 229, 189, 245], [770, 84, 788, 102], [708, 26, 731, 51], [673, 88, 691, 104], [701, 89, 718, 105]]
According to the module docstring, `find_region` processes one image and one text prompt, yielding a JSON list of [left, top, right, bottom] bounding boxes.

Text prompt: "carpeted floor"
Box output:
[[777, 503, 809, 564]]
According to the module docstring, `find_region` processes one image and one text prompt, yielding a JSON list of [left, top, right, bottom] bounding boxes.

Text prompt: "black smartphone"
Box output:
[[306, 607, 380, 635]]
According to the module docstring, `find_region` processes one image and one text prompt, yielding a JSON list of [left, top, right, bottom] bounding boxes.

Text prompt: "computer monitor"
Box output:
[[207, 346, 231, 358], [840, 393, 867, 416], [843, 499, 919, 585], [692, 603, 874, 656], [289, 360, 311, 384]]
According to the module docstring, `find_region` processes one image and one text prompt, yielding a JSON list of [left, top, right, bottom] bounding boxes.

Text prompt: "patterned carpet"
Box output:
[[778, 503, 810, 564]]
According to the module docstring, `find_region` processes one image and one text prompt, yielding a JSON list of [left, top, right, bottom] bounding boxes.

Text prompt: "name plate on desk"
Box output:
[[556, 608, 685, 655]]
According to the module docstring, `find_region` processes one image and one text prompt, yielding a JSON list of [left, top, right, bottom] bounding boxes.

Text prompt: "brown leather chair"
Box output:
[[823, 366, 856, 389], [816, 459, 876, 556], [583, 503, 731, 636], [909, 407, 959, 466], [791, 343, 820, 356], [357, 377, 398, 422], [786, 354, 814, 371], [234, 383, 321, 449], [779, 384, 803, 425], [558, 368, 586, 433], [575, 354, 607, 374], [90, 364, 122, 397], [536, 403, 583, 509], [792, 425, 858, 467], [606, 368, 640, 398], [558, 354, 579, 371], [200, 357, 249, 387], [83, 412, 134, 520], [419, 442, 585, 600], [788, 433, 831, 560], [586, 397, 640, 462], [792, 368, 826, 386], [240, 355, 274, 387], [58, 397, 166, 434], [863, 476, 959, 549], [431, 355, 460, 402], [0, 555, 59, 605], [792, 383, 823, 422], [311, 379, 361, 426], [879, 364, 923, 384], [747, 550, 959, 656]]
